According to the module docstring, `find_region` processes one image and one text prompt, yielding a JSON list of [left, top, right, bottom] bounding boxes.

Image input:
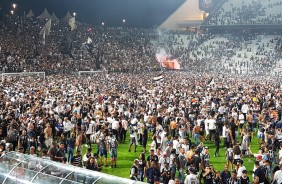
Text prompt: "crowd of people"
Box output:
[[0, 4, 282, 184], [0, 71, 281, 184], [0, 13, 160, 74], [204, 0, 282, 25], [1, 12, 282, 76]]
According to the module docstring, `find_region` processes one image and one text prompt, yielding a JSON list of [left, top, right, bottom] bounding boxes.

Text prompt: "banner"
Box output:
[[69, 17, 77, 31], [87, 37, 93, 44], [39, 19, 51, 35], [153, 75, 164, 82]]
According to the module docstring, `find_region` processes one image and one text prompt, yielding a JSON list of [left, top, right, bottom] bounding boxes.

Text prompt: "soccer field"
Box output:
[[83, 133, 261, 180]]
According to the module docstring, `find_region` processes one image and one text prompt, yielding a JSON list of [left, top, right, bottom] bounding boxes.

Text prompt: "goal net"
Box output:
[[2, 72, 45, 82], [78, 70, 107, 78]]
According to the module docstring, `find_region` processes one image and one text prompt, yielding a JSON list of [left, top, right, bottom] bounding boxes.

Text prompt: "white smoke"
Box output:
[[155, 48, 167, 63], [154, 29, 172, 67]]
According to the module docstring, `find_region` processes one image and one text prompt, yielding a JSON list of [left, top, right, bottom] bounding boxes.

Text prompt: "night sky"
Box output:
[[0, 0, 185, 27]]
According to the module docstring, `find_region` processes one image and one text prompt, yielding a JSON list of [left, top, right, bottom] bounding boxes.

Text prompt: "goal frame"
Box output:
[[78, 70, 107, 78], [2, 72, 45, 82]]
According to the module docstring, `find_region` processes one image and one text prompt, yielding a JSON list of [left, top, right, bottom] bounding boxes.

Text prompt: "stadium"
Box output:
[[0, 0, 282, 184]]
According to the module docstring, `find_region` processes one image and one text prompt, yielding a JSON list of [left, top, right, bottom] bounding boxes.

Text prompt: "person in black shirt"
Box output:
[[54, 142, 66, 163], [18, 129, 28, 154], [214, 127, 221, 157], [227, 170, 241, 184], [252, 176, 259, 184], [71, 149, 82, 167], [142, 124, 148, 153], [146, 161, 160, 184], [86, 157, 98, 171], [7, 124, 18, 151], [67, 133, 76, 163], [229, 117, 237, 145], [254, 161, 266, 184], [130, 159, 139, 180], [48, 114, 57, 139], [0, 127, 4, 141], [201, 147, 210, 169], [147, 148, 158, 168], [203, 165, 214, 184], [60, 134, 67, 153], [161, 162, 171, 184], [220, 165, 231, 184], [138, 152, 147, 182], [200, 120, 205, 138], [240, 170, 250, 184], [38, 132, 46, 150], [193, 150, 201, 172], [48, 141, 58, 161], [213, 170, 223, 184]]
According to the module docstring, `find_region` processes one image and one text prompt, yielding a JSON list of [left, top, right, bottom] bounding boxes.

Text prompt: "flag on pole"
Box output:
[[69, 17, 77, 31], [207, 77, 215, 86], [39, 19, 52, 35], [20, 17, 23, 30], [87, 37, 93, 44], [42, 30, 46, 45]]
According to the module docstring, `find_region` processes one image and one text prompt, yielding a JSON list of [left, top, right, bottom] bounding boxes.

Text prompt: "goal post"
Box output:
[[78, 70, 107, 78], [2, 72, 45, 82]]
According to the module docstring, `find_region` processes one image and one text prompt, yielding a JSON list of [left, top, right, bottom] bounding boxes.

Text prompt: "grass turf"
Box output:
[[81, 133, 260, 180]]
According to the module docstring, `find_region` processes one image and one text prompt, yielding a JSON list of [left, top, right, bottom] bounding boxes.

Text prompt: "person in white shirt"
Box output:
[[112, 118, 120, 141], [159, 152, 170, 171], [196, 116, 204, 126], [83, 147, 94, 167], [231, 109, 238, 121], [172, 136, 180, 155], [128, 124, 137, 152], [161, 133, 169, 151], [86, 119, 95, 147], [63, 117, 73, 138], [241, 103, 248, 120], [204, 117, 210, 140], [168, 178, 181, 184], [222, 123, 229, 148], [120, 117, 128, 143], [238, 111, 245, 133], [181, 138, 190, 153], [237, 160, 246, 178], [131, 117, 138, 125], [208, 116, 216, 141], [218, 104, 225, 116], [273, 163, 282, 184], [277, 141, 282, 156], [137, 121, 144, 145], [28, 146, 37, 170], [184, 168, 199, 184], [144, 113, 149, 124]]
